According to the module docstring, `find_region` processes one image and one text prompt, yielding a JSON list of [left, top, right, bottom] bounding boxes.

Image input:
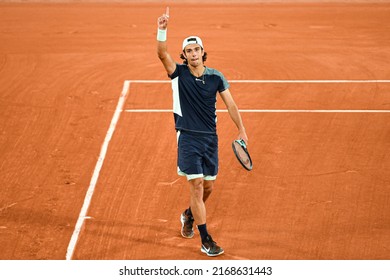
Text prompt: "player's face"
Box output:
[[183, 44, 204, 67]]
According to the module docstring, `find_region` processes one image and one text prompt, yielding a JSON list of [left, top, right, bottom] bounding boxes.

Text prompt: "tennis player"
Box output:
[[157, 8, 248, 257]]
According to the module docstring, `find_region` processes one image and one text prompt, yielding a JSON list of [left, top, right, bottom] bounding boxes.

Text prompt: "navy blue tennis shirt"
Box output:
[[169, 63, 230, 134]]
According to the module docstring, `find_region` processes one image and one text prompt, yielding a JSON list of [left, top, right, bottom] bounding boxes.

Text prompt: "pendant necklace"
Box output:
[[191, 67, 206, 84]]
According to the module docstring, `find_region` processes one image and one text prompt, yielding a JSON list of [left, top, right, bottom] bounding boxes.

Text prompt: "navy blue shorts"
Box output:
[[177, 130, 218, 181]]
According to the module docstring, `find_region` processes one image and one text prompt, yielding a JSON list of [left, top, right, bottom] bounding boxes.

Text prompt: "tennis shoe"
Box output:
[[180, 210, 194, 238], [201, 235, 224, 257]]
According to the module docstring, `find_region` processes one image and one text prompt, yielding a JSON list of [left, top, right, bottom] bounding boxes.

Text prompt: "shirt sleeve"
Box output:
[[168, 63, 181, 79], [217, 70, 230, 92]]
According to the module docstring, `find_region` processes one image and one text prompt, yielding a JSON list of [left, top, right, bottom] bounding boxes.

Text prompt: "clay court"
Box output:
[[0, 0, 389, 260]]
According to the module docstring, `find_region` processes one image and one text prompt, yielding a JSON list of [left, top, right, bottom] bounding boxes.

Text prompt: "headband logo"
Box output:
[[187, 38, 197, 44]]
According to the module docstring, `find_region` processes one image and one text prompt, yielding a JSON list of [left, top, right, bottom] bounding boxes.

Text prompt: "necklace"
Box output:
[[190, 66, 206, 84]]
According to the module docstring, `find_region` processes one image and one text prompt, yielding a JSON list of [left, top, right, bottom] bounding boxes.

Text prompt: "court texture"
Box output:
[[0, 0, 389, 260]]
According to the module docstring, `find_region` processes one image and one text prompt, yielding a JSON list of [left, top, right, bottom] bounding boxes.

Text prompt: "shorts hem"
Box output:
[[178, 170, 217, 181]]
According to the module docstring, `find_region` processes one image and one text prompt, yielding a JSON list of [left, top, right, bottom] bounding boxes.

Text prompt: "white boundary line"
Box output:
[[66, 81, 131, 260], [230, 80, 390, 83], [127, 79, 390, 84], [124, 109, 390, 113]]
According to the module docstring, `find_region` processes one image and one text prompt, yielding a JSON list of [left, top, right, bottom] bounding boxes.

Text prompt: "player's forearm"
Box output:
[[157, 36, 176, 74], [227, 104, 245, 133], [230, 106, 248, 143], [157, 40, 168, 60]]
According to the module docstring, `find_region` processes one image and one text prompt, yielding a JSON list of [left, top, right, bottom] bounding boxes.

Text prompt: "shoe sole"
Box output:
[[180, 213, 194, 239], [201, 246, 224, 257]]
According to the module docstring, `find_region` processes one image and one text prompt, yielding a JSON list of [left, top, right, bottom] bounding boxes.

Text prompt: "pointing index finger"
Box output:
[[165, 7, 170, 18]]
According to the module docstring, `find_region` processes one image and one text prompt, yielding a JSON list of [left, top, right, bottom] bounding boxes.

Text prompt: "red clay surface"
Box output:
[[0, 1, 389, 260]]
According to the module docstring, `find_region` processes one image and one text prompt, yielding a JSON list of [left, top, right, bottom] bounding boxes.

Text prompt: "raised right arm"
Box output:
[[157, 8, 176, 76]]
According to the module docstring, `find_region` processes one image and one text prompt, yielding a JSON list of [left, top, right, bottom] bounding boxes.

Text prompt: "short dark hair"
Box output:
[[180, 51, 208, 65]]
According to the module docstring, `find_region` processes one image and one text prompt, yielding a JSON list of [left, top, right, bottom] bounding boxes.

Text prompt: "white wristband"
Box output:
[[157, 28, 167, 42]]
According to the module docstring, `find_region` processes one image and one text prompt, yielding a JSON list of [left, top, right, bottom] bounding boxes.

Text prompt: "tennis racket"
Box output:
[[232, 139, 252, 171]]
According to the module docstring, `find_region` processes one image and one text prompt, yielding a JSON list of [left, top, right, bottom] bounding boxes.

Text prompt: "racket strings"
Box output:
[[233, 142, 251, 167]]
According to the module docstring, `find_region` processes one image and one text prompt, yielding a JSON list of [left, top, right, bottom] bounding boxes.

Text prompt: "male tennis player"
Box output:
[[157, 8, 248, 257]]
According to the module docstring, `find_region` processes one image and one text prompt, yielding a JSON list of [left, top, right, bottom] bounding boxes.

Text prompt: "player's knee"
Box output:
[[191, 178, 203, 187], [203, 182, 214, 195], [190, 178, 204, 199]]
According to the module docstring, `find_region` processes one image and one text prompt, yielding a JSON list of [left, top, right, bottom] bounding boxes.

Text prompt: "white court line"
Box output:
[[66, 81, 131, 260], [124, 109, 390, 113], [229, 80, 390, 83], [127, 79, 390, 83]]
